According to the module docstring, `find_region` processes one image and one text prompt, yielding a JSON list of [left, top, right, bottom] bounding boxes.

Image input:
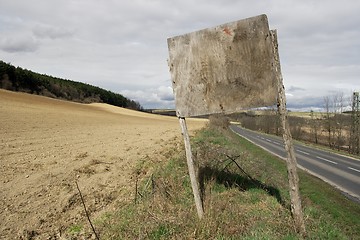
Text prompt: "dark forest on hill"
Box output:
[[0, 60, 143, 110]]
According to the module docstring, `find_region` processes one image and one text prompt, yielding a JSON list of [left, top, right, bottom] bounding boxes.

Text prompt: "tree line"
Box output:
[[0, 60, 143, 111], [229, 92, 360, 155]]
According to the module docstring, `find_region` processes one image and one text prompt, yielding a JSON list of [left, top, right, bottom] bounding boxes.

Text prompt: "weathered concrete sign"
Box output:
[[167, 15, 306, 235], [168, 14, 278, 117]]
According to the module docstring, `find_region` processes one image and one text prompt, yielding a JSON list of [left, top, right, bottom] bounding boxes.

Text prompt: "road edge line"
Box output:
[[230, 126, 360, 203]]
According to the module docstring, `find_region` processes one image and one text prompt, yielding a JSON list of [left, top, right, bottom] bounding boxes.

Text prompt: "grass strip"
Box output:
[[92, 127, 360, 239]]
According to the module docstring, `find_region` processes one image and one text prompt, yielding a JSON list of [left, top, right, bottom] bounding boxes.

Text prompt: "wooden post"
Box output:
[[179, 117, 204, 219], [271, 30, 306, 236]]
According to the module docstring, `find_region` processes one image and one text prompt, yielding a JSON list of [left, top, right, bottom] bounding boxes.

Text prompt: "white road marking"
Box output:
[[348, 167, 360, 173], [316, 156, 338, 165], [266, 139, 272, 143], [297, 150, 310, 155], [273, 141, 281, 145]]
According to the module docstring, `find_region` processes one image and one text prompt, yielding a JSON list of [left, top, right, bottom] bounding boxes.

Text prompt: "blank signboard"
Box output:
[[167, 14, 278, 117]]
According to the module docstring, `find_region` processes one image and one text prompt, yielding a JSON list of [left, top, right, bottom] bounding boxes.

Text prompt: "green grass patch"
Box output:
[[93, 126, 359, 239], [68, 224, 83, 234]]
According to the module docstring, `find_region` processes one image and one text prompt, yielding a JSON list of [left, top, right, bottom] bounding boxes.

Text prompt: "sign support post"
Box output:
[[179, 117, 204, 219], [168, 16, 306, 233], [271, 30, 306, 236]]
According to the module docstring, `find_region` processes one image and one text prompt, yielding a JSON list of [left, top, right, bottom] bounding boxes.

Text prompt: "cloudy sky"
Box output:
[[1, 0, 359, 110]]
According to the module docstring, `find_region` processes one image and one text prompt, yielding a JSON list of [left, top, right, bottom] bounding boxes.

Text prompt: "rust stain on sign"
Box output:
[[223, 27, 232, 36], [167, 14, 278, 117]]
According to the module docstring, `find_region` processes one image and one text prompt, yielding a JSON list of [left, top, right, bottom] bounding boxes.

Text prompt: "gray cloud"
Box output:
[[157, 86, 174, 101], [32, 25, 74, 39], [288, 86, 306, 92], [0, 36, 38, 53], [0, 0, 359, 110], [287, 96, 326, 109], [121, 86, 174, 109]]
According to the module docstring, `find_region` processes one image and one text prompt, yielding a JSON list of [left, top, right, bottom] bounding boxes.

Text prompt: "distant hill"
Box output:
[[0, 60, 143, 110]]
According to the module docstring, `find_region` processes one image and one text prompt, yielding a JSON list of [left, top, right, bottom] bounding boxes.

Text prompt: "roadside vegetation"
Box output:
[[68, 117, 360, 239], [228, 92, 360, 156], [0, 60, 143, 110]]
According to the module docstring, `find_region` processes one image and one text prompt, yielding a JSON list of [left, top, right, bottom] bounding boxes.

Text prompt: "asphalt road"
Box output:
[[230, 125, 360, 202]]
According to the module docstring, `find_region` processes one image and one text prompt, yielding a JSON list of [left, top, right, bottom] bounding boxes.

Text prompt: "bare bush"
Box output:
[[209, 114, 230, 130]]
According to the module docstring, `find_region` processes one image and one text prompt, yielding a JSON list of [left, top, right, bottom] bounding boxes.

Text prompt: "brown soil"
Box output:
[[0, 89, 206, 239]]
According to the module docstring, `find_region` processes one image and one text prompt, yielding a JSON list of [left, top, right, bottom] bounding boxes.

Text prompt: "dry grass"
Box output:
[[92, 126, 360, 239], [0, 89, 207, 238]]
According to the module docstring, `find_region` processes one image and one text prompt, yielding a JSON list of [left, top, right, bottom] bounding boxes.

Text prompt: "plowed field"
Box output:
[[0, 89, 205, 239]]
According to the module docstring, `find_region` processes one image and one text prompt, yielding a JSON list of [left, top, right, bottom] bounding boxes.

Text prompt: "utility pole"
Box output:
[[350, 92, 360, 154]]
